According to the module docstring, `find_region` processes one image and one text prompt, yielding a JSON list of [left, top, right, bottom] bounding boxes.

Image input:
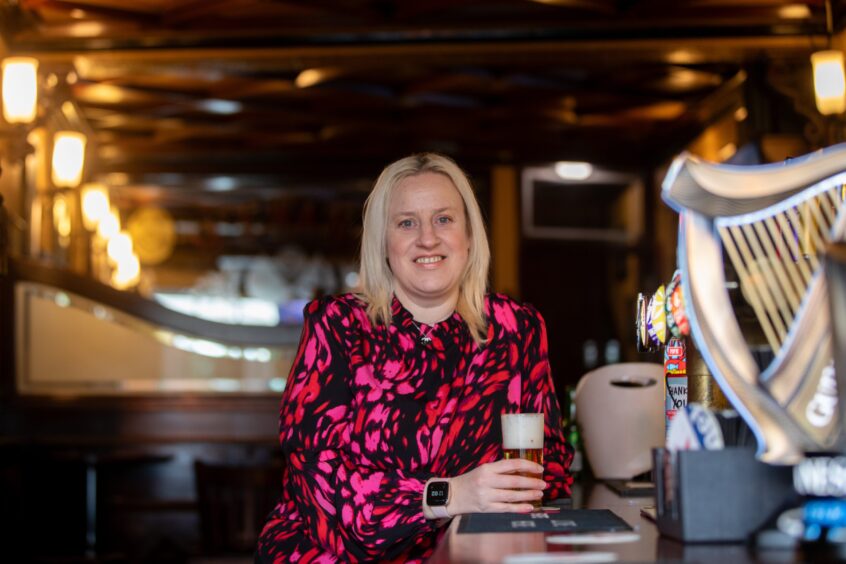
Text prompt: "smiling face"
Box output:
[[386, 171, 471, 314]]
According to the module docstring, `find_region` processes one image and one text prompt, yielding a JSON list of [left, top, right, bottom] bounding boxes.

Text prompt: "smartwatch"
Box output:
[[425, 479, 451, 519]]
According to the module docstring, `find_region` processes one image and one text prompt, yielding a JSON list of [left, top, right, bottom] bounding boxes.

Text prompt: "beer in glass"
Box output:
[[501, 412, 544, 509]]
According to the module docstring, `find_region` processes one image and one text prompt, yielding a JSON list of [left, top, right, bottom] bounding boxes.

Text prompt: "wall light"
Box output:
[[53, 193, 72, 247], [52, 130, 87, 187], [106, 231, 133, 265], [295, 67, 341, 88], [81, 183, 111, 230], [554, 161, 593, 181], [97, 207, 120, 240], [812, 50, 846, 115], [111, 252, 140, 290], [778, 4, 811, 20], [2, 57, 38, 124]]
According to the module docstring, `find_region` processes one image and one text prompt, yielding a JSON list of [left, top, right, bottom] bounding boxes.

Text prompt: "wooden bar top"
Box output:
[[428, 482, 780, 563]]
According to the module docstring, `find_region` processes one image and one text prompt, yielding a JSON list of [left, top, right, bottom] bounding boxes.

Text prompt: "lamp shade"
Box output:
[[53, 193, 72, 239], [107, 231, 133, 265], [2, 57, 38, 124], [51, 131, 87, 187], [812, 50, 846, 115], [81, 183, 111, 231], [112, 252, 141, 290], [97, 207, 121, 240]]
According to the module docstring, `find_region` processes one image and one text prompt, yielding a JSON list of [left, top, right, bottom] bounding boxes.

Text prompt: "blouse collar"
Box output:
[[390, 295, 465, 339]]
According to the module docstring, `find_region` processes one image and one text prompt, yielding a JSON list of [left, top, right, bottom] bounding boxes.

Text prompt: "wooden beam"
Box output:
[[18, 34, 824, 66], [490, 164, 520, 298]]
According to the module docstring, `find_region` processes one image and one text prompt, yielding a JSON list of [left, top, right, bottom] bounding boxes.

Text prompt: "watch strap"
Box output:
[[430, 503, 451, 519]]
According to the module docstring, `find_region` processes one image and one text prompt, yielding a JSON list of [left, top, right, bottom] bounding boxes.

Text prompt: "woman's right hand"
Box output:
[[447, 459, 546, 515]]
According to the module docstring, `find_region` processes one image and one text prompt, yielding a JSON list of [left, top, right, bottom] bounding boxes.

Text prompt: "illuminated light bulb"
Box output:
[[97, 209, 120, 240], [812, 50, 846, 115], [107, 231, 133, 265], [112, 253, 140, 289], [554, 161, 593, 181], [81, 183, 111, 230], [51, 131, 87, 187], [778, 4, 811, 19], [718, 143, 737, 162], [2, 57, 38, 124], [53, 193, 72, 239]]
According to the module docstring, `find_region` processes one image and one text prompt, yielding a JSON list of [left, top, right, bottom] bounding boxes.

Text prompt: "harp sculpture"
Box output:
[[663, 144, 846, 465], [827, 241, 846, 419]]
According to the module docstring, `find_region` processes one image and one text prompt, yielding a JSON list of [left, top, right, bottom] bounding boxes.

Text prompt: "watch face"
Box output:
[[426, 481, 449, 506]]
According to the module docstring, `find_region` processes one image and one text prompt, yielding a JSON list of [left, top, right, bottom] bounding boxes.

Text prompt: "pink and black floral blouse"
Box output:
[[256, 293, 573, 563]]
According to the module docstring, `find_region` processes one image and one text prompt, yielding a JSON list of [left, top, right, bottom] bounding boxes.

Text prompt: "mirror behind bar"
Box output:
[[8, 259, 302, 396]]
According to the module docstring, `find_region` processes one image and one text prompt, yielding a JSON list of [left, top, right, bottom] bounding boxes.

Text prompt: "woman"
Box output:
[[256, 153, 573, 563]]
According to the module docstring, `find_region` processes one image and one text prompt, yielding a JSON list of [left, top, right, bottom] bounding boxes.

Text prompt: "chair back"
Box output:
[[194, 459, 284, 556], [574, 362, 664, 479]]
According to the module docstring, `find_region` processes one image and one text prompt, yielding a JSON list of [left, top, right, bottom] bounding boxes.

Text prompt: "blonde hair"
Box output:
[[358, 153, 490, 345]]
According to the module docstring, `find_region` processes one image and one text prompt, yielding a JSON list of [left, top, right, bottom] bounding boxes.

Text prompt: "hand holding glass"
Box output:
[[501, 412, 544, 509]]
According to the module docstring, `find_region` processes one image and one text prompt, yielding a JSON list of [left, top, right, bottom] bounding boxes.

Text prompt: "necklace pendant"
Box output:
[[420, 335, 432, 344]]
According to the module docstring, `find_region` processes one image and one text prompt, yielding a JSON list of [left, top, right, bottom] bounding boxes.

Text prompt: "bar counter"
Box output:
[[428, 481, 798, 563]]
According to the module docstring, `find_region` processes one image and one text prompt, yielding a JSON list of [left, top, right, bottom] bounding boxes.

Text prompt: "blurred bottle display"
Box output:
[[562, 385, 583, 474]]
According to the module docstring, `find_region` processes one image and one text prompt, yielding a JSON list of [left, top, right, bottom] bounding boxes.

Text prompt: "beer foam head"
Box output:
[[501, 413, 544, 449]]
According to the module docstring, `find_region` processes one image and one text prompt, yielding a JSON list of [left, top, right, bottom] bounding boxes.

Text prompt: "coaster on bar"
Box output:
[[546, 532, 641, 545], [457, 509, 633, 534], [503, 552, 618, 563]]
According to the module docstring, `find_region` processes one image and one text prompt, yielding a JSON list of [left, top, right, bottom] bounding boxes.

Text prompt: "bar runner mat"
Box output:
[[457, 509, 632, 534]]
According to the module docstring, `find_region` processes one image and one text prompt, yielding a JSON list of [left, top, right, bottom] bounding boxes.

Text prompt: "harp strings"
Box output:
[[717, 185, 845, 355]]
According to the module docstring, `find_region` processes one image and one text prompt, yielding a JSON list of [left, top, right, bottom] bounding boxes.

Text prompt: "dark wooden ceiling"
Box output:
[[1, 0, 842, 191]]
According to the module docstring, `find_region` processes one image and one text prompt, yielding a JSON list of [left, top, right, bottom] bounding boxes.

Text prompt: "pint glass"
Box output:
[[501, 412, 544, 509]]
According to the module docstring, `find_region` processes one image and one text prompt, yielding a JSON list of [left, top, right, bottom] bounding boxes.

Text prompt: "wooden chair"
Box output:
[[194, 459, 284, 557]]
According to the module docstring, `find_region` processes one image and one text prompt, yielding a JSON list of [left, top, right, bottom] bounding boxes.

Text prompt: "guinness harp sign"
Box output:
[[662, 144, 846, 465]]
